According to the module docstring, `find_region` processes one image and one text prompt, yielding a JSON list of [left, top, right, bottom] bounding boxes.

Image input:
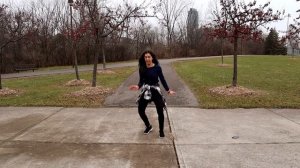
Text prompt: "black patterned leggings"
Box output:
[[138, 88, 165, 132]]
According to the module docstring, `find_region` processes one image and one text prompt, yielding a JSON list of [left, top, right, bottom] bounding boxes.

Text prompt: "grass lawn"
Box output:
[[37, 60, 136, 71], [0, 66, 136, 107], [173, 55, 300, 108]]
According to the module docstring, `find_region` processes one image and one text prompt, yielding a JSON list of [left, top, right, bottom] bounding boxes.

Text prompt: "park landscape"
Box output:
[[0, 55, 300, 109], [0, 0, 300, 167], [0, 0, 299, 109]]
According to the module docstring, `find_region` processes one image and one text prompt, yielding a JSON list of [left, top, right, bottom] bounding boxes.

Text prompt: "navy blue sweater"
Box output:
[[138, 64, 170, 91]]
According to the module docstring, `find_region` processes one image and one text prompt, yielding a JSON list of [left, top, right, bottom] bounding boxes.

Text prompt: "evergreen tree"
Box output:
[[264, 28, 287, 55]]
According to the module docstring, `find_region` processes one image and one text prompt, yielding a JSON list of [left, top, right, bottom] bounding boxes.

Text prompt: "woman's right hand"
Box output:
[[129, 85, 139, 91], [167, 89, 176, 95]]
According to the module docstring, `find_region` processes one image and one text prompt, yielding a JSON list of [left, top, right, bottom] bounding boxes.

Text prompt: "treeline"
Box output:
[[0, 0, 279, 74]]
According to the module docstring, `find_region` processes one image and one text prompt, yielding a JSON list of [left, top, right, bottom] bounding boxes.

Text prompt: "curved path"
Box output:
[[104, 63, 199, 107], [2, 56, 218, 79]]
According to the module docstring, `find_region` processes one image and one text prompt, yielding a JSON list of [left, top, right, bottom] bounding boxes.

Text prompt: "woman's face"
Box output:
[[144, 53, 153, 66]]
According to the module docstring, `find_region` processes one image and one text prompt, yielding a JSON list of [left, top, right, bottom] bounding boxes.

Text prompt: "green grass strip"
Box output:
[[1, 67, 136, 107], [173, 55, 300, 108]]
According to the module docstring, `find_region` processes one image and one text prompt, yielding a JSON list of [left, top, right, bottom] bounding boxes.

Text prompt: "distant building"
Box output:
[[187, 8, 199, 49]]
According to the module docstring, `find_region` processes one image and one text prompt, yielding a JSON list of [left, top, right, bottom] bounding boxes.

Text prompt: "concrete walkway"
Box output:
[[0, 107, 299, 168]]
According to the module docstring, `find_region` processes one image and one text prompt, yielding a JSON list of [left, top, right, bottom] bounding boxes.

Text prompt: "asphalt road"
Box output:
[[104, 63, 199, 107], [2, 56, 220, 79]]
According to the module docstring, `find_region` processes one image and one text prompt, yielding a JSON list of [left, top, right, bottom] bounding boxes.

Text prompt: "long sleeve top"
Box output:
[[138, 64, 170, 91]]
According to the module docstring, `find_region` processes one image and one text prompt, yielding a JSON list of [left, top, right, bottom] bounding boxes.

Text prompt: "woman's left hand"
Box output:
[[167, 90, 176, 95]]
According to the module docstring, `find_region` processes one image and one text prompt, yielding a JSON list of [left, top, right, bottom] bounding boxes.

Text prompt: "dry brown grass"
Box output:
[[97, 69, 116, 74], [69, 86, 112, 97], [65, 79, 91, 86], [209, 85, 265, 96], [0, 88, 21, 97], [216, 63, 231, 67], [64, 86, 113, 104]]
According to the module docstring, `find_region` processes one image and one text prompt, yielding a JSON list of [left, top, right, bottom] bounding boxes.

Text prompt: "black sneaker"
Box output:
[[159, 131, 165, 138], [144, 125, 153, 134]]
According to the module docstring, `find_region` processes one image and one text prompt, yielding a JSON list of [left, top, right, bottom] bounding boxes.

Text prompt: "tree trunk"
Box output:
[[70, 5, 80, 80], [102, 41, 106, 69], [73, 43, 80, 80], [0, 49, 2, 90], [240, 38, 243, 55], [232, 37, 238, 87], [135, 32, 140, 59], [86, 44, 90, 64], [221, 38, 224, 64], [92, 30, 100, 87], [167, 30, 171, 58], [292, 48, 295, 58]]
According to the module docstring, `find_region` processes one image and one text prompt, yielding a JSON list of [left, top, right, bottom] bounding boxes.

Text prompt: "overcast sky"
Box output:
[[2, 0, 299, 36]]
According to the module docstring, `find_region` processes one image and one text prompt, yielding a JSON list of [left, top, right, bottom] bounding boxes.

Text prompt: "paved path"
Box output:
[[1, 62, 138, 79], [0, 107, 299, 168], [2, 56, 218, 79], [104, 63, 199, 107]]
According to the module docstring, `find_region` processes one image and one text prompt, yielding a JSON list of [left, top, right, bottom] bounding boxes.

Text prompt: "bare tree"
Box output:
[[209, 0, 228, 63], [28, 0, 63, 67], [210, 0, 282, 86], [74, 0, 157, 87], [157, 0, 190, 57], [287, 0, 300, 56], [0, 5, 35, 89], [131, 22, 154, 58], [68, 0, 80, 80]]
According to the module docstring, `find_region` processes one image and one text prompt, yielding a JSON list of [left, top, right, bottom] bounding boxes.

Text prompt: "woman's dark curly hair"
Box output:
[[138, 50, 159, 74]]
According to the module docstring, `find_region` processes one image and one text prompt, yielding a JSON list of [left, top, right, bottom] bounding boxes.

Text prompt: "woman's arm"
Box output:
[[158, 66, 176, 95], [130, 70, 144, 91], [158, 66, 170, 91], [138, 69, 144, 89]]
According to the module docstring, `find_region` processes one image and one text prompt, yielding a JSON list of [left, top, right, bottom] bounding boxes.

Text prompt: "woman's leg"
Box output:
[[152, 90, 165, 134], [138, 98, 150, 127]]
